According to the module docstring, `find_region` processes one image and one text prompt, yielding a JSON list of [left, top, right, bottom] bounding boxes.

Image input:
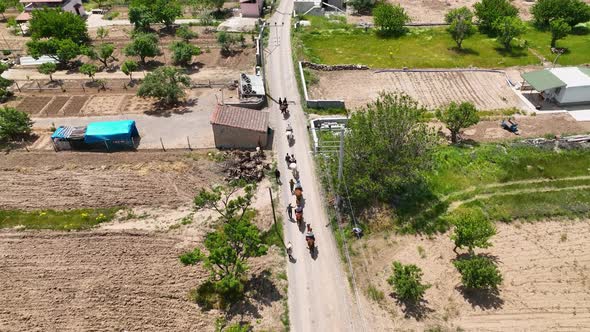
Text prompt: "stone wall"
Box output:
[[300, 61, 369, 71]]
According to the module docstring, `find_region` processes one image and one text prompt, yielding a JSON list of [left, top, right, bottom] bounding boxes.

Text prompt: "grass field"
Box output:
[[296, 17, 590, 68], [0, 208, 120, 230]]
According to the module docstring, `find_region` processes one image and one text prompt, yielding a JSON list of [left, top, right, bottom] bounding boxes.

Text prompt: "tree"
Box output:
[[454, 255, 502, 290], [0, 1, 6, 20], [137, 66, 191, 105], [38, 62, 57, 81], [373, 3, 410, 36], [79, 63, 98, 81], [96, 27, 109, 40], [0, 107, 33, 141], [129, 0, 182, 30], [445, 7, 476, 49], [450, 208, 496, 254], [217, 31, 238, 55], [387, 262, 430, 302], [128, 4, 153, 31], [435, 101, 479, 143], [124, 32, 161, 64], [176, 25, 198, 42], [474, 0, 518, 35], [549, 18, 572, 48], [95, 43, 115, 69], [121, 60, 138, 82], [170, 41, 201, 66], [28, 8, 89, 43], [182, 182, 267, 306], [347, 0, 376, 14], [27, 38, 82, 65], [343, 93, 438, 208], [153, 0, 182, 29], [493, 16, 526, 50], [0, 63, 12, 102], [532, 0, 590, 29]]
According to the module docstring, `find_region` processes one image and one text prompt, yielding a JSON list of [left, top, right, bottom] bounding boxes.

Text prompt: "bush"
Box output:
[[367, 284, 385, 302], [450, 208, 496, 254], [170, 41, 201, 66], [373, 3, 410, 36], [179, 248, 203, 265], [348, 0, 377, 14], [0, 107, 33, 141], [445, 7, 476, 49], [493, 16, 526, 50], [532, 0, 590, 29], [454, 255, 502, 290], [387, 261, 430, 302], [473, 0, 518, 35]]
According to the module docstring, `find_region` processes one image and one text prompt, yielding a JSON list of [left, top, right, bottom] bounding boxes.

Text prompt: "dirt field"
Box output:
[[0, 230, 286, 332], [309, 69, 525, 111], [347, 0, 590, 24], [352, 220, 590, 331], [0, 151, 222, 210]]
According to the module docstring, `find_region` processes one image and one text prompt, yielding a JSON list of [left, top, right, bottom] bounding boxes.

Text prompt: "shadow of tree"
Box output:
[[456, 285, 504, 310], [449, 47, 480, 56], [226, 269, 283, 320], [389, 293, 434, 320]]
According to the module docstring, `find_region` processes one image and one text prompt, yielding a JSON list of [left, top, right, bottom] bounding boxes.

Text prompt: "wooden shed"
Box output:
[[210, 104, 269, 149]]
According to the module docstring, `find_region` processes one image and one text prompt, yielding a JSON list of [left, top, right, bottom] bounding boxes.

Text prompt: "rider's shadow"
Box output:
[[311, 246, 319, 260], [297, 220, 306, 233]]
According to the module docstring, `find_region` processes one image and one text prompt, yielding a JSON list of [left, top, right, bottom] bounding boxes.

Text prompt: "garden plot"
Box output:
[[353, 220, 590, 331], [82, 95, 127, 116], [43, 96, 70, 116], [15, 96, 52, 116], [61, 96, 90, 116], [308, 70, 525, 111]]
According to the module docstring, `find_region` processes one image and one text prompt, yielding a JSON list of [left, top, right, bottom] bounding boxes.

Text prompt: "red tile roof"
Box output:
[[211, 104, 269, 132], [15, 12, 31, 22]]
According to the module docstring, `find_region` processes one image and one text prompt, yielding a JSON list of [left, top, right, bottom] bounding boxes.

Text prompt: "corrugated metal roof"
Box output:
[[522, 69, 566, 91], [211, 104, 269, 132]]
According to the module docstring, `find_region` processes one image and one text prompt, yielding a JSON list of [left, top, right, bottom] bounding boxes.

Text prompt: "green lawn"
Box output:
[[296, 17, 590, 68], [0, 208, 120, 230]]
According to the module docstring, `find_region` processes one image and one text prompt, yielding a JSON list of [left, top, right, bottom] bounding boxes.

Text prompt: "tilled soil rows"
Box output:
[[0, 151, 222, 210], [309, 70, 524, 111], [0, 231, 210, 331]]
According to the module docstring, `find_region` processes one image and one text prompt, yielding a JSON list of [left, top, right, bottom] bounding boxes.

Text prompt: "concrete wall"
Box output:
[[294, 1, 318, 14], [556, 86, 590, 105], [297, 61, 346, 109], [212, 125, 268, 149], [240, 0, 262, 18]]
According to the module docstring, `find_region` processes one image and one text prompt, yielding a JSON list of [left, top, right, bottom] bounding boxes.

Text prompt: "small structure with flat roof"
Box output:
[[522, 67, 590, 105], [51, 120, 139, 151], [17, 0, 85, 23], [210, 104, 269, 148]]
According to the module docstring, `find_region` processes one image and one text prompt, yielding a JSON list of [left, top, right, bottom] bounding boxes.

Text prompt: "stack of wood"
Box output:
[[222, 150, 270, 182]]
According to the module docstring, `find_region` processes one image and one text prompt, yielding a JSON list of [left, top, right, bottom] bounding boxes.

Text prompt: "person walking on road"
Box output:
[[274, 168, 281, 184], [285, 153, 291, 164], [291, 154, 296, 163], [286, 241, 294, 261], [286, 203, 293, 220], [289, 178, 295, 193]]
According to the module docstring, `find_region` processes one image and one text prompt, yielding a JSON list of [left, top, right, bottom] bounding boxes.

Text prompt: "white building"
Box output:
[[522, 67, 590, 106]]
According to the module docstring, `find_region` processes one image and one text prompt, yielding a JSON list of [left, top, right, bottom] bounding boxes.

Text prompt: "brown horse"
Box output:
[[306, 237, 315, 253]]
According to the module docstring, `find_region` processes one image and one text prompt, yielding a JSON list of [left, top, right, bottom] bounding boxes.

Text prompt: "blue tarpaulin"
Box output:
[[84, 120, 139, 144]]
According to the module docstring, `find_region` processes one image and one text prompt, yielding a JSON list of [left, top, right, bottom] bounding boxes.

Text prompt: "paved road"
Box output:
[[265, 2, 366, 331]]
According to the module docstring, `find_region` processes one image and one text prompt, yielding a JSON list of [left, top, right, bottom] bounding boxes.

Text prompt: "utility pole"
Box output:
[[337, 130, 344, 182]]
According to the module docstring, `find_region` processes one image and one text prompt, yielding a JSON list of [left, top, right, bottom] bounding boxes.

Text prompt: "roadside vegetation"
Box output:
[[0, 208, 120, 230]]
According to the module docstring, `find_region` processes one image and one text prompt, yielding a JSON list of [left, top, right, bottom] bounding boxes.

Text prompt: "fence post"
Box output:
[[160, 137, 166, 151], [186, 136, 192, 150]]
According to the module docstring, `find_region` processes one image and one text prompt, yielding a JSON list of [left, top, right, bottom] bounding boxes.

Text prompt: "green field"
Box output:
[[0, 208, 120, 230], [296, 17, 590, 68]]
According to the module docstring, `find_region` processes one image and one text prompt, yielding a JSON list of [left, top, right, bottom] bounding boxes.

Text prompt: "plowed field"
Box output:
[[0, 151, 222, 210], [309, 70, 525, 111]]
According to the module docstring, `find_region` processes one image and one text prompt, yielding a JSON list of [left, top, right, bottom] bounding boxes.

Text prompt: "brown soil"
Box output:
[[309, 69, 524, 111], [0, 230, 286, 332], [15, 96, 53, 115], [44, 96, 70, 116], [352, 220, 590, 331], [62, 96, 91, 116], [81, 94, 127, 116], [0, 151, 223, 210]]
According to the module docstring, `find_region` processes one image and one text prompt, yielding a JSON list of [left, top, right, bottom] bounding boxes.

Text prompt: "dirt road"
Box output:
[[265, 3, 365, 331]]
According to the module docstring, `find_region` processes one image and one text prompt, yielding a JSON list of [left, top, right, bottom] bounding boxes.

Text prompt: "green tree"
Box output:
[[28, 8, 89, 43], [387, 261, 430, 302], [549, 18, 572, 48], [121, 60, 138, 82], [194, 182, 254, 222], [445, 7, 476, 49], [532, 0, 590, 29], [343, 92, 438, 208], [208, 0, 225, 11], [450, 208, 496, 254], [129, 0, 182, 30], [124, 32, 161, 64], [176, 25, 198, 42], [217, 31, 237, 54], [454, 255, 502, 290], [347, 0, 376, 14], [0, 1, 6, 20], [473, 0, 518, 35], [493, 16, 526, 50], [373, 3, 410, 36], [153, 0, 182, 29], [79, 63, 98, 81], [128, 4, 153, 31], [137, 66, 191, 105], [0, 107, 33, 141], [0, 63, 12, 102], [96, 27, 109, 40], [170, 41, 201, 66], [27, 38, 82, 65], [435, 101, 479, 143], [95, 43, 115, 69], [38, 62, 57, 81]]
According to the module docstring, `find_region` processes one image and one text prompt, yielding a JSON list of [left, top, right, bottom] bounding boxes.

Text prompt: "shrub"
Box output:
[[474, 0, 518, 35], [373, 3, 410, 36], [387, 261, 430, 302], [450, 208, 496, 254], [493, 16, 526, 50], [0, 107, 33, 141], [367, 284, 385, 302], [454, 255, 502, 290], [179, 248, 203, 265]]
